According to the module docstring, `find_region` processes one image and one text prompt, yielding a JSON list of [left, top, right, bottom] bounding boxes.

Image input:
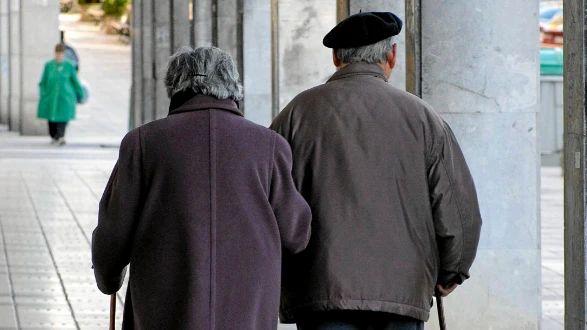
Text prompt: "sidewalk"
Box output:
[[59, 14, 130, 146], [541, 167, 564, 329]]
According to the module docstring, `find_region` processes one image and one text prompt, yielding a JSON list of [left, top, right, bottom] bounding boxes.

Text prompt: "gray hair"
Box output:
[[165, 46, 243, 101], [335, 36, 395, 65]]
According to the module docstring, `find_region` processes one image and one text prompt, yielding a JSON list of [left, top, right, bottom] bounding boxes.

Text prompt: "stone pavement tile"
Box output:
[[542, 259, 564, 276], [541, 316, 563, 330], [11, 283, 65, 297], [11, 273, 60, 285], [3, 242, 46, 251], [0, 295, 13, 304], [67, 296, 113, 311], [542, 299, 564, 318], [0, 304, 17, 328], [0, 214, 37, 222], [1, 223, 41, 233], [0, 274, 12, 296], [16, 304, 76, 329], [35, 213, 75, 222], [6, 251, 53, 266], [15, 296, 69, 307]]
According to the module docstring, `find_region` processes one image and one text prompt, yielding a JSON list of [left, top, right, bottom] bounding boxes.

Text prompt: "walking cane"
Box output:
[[435, 291, 447, 330], [110, 294, 116, 330]]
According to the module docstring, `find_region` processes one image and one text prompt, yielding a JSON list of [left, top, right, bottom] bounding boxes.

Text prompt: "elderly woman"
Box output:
[[37, 43, 84, 146], [92, 47, 312, 329]]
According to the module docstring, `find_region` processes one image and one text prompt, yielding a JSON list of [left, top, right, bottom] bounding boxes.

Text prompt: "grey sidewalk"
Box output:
[[59, 14, 130, 146], [541, 167, 564, 329]]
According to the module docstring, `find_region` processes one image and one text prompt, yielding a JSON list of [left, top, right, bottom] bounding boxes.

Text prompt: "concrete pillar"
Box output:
[[130, 0, 143, 129], [19, 0, 60, 135], [216, 0, 241, 62], [242, 0, 271, 126], [141, 0, 155, 123], [563, 0, 587, 328], [216, 0, 244, 111], [409, 0, 541, 328], [274, 0, 337, 112], [131, 0, 194, 126], [172, 0, 191, 52], [193, 0, 213, 47], [0, 0, 9, 125], [347, 0, 406, 90], [8, 0, 21, 132], [153, 1, 172, 119]]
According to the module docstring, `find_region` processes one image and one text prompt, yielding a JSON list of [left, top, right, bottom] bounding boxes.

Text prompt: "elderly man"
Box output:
[[92, 47, 312, 329], [271, 12, 482, 330]]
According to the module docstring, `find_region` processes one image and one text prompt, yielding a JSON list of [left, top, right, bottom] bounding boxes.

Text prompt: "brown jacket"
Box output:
[[92, 95, 312, 329], [270, 63, 482, 322]]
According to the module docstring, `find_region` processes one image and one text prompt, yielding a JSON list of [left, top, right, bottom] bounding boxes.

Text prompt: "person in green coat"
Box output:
[[37, 44, 85, 146]]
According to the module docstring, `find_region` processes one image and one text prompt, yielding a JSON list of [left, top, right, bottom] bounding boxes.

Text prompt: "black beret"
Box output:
[[323, 11, 403, 49]]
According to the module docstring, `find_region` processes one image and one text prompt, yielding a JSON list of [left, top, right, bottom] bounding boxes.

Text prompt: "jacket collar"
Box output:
[[168, 93, 243, 117], [327, 62, 389, 84]]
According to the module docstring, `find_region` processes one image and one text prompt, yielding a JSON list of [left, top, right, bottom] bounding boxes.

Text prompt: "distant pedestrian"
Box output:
[[270, 12, 483, 330], [92, 47, 312, 329], [37, 44, 84, 146]]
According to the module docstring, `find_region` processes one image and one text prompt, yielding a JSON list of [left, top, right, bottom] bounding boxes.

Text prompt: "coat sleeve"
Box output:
[[269, 134, 312, 254], [92, 129, 143, 294], [39, 63, 49, 92], [427, 121, 482, 286]]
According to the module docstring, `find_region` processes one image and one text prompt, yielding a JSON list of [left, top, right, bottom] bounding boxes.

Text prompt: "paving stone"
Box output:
[[0, 305, 17, 328], [0, 274, 12, 296]]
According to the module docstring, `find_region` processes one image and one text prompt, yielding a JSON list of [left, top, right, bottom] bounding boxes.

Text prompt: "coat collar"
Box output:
[[168, 94, 243, 117], [327, 62, 389, 84]]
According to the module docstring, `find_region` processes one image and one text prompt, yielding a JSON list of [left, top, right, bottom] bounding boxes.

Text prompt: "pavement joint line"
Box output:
[[51, 169, 126, 307], [20, 170, 81, 330], [0, 216, 21, 329]]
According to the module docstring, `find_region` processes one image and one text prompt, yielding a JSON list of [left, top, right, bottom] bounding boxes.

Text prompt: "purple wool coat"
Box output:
[[92, 95, 312, 329]]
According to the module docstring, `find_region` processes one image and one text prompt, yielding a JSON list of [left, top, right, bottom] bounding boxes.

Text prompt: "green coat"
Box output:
[[37, 59, 84, 122]]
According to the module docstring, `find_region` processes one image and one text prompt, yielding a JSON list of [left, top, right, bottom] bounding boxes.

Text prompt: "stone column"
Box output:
[[409, 0, 541, 328], [129, 0, 143, 129], [20, 0, 60, 135], [0, 0, 10, 125], [131, 0, 195, 127], [8, 0, 21, 132], [242, 0, 271, 126], [274, 0, 337, 113], [140, 0, 155, 123], [216, 0, 242, 65], [153, 1, 172, 119], [347, 0, 406, 90], [216, 0, 244, 111], [193, 0, 214, 47], [172, 0, 191, 52], [563, 0, 587, 328]]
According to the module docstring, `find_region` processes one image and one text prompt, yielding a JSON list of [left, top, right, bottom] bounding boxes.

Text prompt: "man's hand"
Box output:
[[436, 283, 458, 297]]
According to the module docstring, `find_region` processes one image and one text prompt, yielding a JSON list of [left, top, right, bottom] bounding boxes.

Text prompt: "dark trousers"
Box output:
[[296, 311, 425, 330], [48, 121, 68, 139]]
